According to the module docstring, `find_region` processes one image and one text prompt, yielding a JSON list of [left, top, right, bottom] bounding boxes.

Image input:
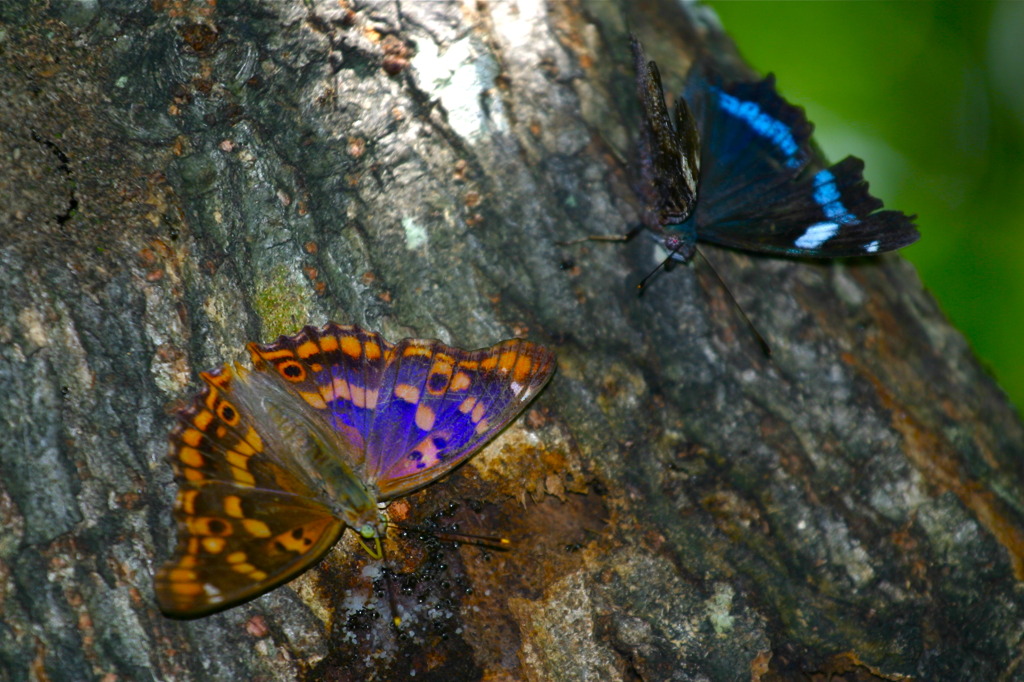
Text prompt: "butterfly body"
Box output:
[[631, 37, 919, 261], [155, 323, 555, 618]]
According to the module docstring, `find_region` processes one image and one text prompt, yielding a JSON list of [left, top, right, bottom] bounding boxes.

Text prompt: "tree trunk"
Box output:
[[2, 1, 1022, 680]]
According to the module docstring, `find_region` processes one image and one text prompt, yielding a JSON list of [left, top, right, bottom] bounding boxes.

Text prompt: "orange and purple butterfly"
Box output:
[[154, 323, 555, 618]]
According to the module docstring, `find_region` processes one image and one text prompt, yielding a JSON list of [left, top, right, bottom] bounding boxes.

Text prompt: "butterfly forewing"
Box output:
[[632, 36, 700, 228], [247, 324, 396, 470], [366, 337, 556, 499]]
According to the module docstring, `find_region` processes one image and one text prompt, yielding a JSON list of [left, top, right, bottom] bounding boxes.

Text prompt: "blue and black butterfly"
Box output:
[[630, 36, 919, 263]]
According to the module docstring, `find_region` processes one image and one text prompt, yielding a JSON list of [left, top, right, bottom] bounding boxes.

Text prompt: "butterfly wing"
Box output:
[[684, 70, 918, 256], [363, 337, 556, 500], [155, 367, 347, 618], [632, 35, 700, 230], [246, 323, 397, 473], [698, 155, 919, 257]]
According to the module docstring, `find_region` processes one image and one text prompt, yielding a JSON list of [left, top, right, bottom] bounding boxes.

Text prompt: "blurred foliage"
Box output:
[[705, 1, 1024, 414]]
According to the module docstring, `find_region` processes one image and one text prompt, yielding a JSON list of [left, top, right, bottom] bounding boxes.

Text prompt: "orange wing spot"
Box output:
[[299, 390, 327, 410], [475, 419, 491, 434], [471, 400, 487, 423], [203, 389, 219, 411], [243, 518, 272, 538], [513, 354, 534, 383], [365, 388, 379, 409], [215, 426, 227, 439], [276, 359, 307, 383], [333, 377, 353, 401], [171, 581, 204, 597], [256, 348, 296, 361], [169, 568, 198, 582], [178, 490, 199, 515], [319, 334, 339, 352], [243, 427, 263, 452], [363, 340, 382, 360], [402, 345, 433, 358], [202, 536, 226, 553], [179, 446, 203, 468], [415, 404, 436, 431], [341, 335, 362, 359], [183, 467, 204, 482], [217, 401, 240, 425], [226, 451, 249, 471], [189, 517, 232, 536], [458, 397, 478, 414], [224, 496, 244, 518], [413, 436, 440, 466], [460, 360, 480, 371], [310, 363, 323, 372], [394, 383, 420, 403], [249, 570, 268, 581], [274, 531, 308, 553], [480, 355, 498, 371], [193, 410, 214, 431], [227, 551, 247, 564], [231, 466, 256, 487], [234, 438, 257, 457], [350, 385, 378, 409], [182, 429, 203, 447], [426, 359, 454, 394], [450, 372, 472, 391], [203, 371, 231, 389], [232, 562, 256, 575], [297, 340, 320, 358], [181, 549, 199, 566], [498, 350, 518, 372]]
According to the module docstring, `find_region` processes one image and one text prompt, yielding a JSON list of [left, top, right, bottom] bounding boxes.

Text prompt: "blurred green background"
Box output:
[[705, 1, 1024, 415]]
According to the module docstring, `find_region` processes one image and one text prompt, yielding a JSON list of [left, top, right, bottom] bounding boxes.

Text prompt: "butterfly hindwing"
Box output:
[[156, 366, 348, 618], [696, 155, 919, 257], [154, 482, 345, 618], [366, 337, 556, 499]]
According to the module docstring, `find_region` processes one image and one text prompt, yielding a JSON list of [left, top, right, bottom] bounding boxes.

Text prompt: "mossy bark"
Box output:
[[1, 1, 1022, 680]]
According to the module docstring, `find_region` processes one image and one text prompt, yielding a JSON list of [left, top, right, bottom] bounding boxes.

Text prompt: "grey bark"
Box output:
[[1, 1, 1022, 680]]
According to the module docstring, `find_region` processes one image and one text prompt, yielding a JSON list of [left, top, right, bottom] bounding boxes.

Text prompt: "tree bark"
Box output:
[[2, 1, 1022, 680]]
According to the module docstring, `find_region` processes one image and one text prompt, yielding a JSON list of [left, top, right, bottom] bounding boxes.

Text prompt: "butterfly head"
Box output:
[[355, 521, 384, 560]]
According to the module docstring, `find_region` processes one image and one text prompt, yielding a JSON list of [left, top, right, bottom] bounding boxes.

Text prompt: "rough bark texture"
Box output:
[[2, 1, 1023, 680]]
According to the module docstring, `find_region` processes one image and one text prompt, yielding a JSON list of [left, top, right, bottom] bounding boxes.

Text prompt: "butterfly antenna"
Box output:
[[556, 224, 643, 247], [694, 247, 772, 357], [637, 240, 687, 294]]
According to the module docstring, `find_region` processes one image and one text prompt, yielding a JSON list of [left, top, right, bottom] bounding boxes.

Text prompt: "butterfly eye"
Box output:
[[277, 360, 306, 382], [217, 402, 240, 425]]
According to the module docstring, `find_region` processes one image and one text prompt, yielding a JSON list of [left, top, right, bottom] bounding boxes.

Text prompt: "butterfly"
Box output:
[[154, 323, 556, 618], [630, 35, 919, 263]]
